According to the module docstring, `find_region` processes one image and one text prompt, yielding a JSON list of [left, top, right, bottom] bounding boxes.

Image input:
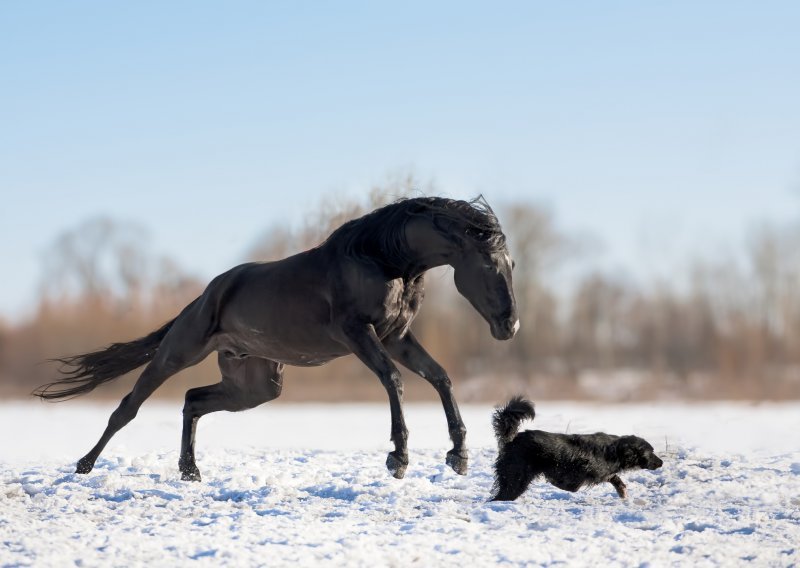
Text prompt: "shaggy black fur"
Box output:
[[491, 397, 663, 501]]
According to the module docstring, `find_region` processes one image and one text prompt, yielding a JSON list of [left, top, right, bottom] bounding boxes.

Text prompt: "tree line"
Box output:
[[2, 176, 798, 401]]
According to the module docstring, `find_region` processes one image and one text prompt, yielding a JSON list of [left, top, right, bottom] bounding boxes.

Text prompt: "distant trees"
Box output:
[[41, 217, 149, 304], [1, 218, 210, 399], [246, 171, 429, 261], [1, 178, 799, 401]]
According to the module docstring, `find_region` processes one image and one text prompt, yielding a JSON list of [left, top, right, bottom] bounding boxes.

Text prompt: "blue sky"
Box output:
[[1, 1, 799, 320]]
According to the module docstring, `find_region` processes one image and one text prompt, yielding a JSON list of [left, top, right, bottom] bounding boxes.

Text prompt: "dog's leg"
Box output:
[[609, 474, 627, 499], [491, 454, 538, 501]]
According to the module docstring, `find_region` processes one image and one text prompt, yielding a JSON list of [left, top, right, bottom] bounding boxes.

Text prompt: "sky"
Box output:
[[1, 1, 799, 321]]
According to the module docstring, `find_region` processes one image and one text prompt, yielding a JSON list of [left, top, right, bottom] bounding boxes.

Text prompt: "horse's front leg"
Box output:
[[385, 331, 468, 475], [341, 323, 409, 479]]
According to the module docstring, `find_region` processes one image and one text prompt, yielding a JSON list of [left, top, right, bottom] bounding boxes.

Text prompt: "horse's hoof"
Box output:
[[181, 469, 202, 482], [75, 458, 94, 474], [386, 452, 408, 479], [446, 450, 468, 475], [179, 462, 202, 482]]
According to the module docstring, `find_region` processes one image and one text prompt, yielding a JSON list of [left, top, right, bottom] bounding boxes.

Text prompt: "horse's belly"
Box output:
[[259, 337, 350, 366], [214, 331, 349, 367]]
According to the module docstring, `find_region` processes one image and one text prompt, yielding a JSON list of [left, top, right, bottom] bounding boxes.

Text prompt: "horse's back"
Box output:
[[204, 252, 349, 363]]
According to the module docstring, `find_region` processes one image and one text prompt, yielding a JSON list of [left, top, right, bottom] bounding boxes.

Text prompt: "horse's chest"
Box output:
[[374, 279, 423, 337]]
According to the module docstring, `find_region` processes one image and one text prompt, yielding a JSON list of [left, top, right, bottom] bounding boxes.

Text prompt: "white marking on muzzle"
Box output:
[[512, 320, 520, 335]]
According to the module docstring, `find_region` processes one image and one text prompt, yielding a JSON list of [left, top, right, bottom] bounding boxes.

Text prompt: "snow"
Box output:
[[2, 401, 799, 566]]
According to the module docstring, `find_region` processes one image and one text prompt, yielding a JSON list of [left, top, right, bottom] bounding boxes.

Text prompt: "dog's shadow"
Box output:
[[538, 490, 574, 501]]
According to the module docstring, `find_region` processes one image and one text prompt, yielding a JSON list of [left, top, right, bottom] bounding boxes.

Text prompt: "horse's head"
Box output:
[[453, 240, 519, 341], [399, 196, 519, 340]]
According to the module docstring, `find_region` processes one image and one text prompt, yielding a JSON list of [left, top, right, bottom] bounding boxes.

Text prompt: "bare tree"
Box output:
[[246, 170, 431, 261], [40, 218, 151, 305], [565, 274, 631, 370], [502, 203, 569, 368]]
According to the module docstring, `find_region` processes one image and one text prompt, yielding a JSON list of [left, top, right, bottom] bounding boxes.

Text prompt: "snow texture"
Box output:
[[1, 402, 799, 566]]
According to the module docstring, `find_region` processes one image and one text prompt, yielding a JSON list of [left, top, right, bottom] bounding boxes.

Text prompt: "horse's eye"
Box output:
[[511, 260, 516, 270]]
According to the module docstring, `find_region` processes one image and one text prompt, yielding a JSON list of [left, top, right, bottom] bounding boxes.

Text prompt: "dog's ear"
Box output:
[[616, 437, 642, 468]]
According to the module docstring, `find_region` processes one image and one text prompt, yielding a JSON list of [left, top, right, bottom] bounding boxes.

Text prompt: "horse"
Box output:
[[35, 196, 518, 481]]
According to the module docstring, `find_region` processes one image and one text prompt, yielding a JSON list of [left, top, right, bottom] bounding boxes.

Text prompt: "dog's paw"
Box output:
[[386, 452, 408, 479], [446, 450, 468, 475]]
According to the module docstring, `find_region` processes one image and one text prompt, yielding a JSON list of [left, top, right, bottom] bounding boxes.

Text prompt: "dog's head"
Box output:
[[616, 436, 663, 471]]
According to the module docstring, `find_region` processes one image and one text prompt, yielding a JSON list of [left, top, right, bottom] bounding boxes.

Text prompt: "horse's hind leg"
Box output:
[[75, 311, 214, 474], [179, 354, 284, 481], [385, 332, 468, 475]]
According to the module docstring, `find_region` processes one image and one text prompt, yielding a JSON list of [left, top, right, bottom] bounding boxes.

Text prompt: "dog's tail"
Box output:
[[492, 396, 535, 449]]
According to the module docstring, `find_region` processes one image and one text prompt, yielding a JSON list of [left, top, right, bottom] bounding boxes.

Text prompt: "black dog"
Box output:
[[491, 397, 663, 501]]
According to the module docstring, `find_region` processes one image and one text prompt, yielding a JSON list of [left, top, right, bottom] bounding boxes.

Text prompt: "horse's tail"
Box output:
[[33, 318, 178, 401], [492, 396, 536, 450]]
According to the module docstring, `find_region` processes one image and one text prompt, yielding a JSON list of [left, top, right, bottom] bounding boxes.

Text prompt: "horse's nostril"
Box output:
[[504, 319, 520, 335], [493, 318, 519, 340]]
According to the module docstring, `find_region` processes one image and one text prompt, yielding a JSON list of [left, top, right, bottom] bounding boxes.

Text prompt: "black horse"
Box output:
[[35, 196, 518, 481]]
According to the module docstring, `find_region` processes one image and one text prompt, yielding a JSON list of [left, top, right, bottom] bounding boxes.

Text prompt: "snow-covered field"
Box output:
[[2, 401, 799, 566]]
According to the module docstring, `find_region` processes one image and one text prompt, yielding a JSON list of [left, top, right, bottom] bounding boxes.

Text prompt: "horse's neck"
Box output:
[[403, 217, 459, 276]]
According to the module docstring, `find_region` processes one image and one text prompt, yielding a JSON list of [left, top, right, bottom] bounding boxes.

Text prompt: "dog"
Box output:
[[490, 397, 663, 501]]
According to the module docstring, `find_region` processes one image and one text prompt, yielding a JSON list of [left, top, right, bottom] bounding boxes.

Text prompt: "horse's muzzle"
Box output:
[[491, 318, 520, 340]]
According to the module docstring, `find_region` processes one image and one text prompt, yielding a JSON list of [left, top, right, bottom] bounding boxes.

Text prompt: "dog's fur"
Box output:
[[491, 397, 663, 501]]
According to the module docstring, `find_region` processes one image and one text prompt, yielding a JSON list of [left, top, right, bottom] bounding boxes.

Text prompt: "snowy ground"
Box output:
[[2, 401, 799, 566]]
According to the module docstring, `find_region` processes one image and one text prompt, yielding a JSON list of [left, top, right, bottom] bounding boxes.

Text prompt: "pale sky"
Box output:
[[2, 1, 799, 321]]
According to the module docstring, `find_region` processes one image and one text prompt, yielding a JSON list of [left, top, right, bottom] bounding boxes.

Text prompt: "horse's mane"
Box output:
[[321, 196, 506, 272]]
